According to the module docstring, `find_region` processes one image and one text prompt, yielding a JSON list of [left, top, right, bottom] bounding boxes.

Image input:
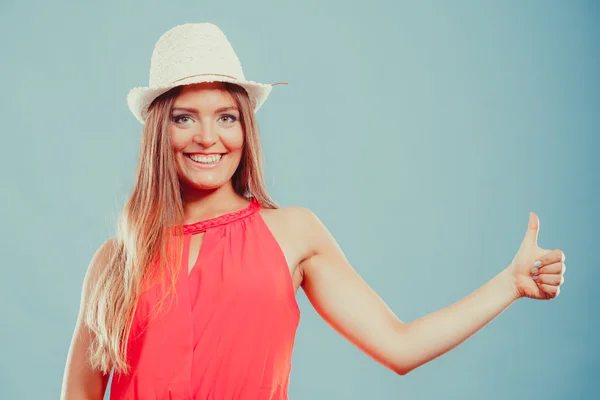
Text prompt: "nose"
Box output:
[[192, 121, 218, 147]]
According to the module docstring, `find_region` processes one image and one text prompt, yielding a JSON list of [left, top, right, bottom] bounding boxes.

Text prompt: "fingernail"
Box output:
[[530, 267, 538, 275], [532, 275, 539, 281], [533, 261, 542, 267]]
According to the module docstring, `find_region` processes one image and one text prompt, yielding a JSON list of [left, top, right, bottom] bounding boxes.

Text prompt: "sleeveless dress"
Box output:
[[109, 199, 301, 399]]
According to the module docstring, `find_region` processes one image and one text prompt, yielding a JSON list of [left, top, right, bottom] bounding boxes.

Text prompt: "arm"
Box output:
[[298, 208, 564, 375], [60, 240, 113, 400]]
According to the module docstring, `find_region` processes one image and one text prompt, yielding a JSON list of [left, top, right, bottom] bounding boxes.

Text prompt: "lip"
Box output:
[[186, 152, 224, 155], [184, 153, 224, 170]]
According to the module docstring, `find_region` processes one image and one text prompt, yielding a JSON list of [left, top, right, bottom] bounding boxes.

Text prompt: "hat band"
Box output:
[[169, 73, 239, 84], [168, 73, 288, 87]]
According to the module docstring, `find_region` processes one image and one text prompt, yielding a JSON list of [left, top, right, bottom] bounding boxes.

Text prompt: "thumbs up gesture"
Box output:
[[509, 213, 566, 300]]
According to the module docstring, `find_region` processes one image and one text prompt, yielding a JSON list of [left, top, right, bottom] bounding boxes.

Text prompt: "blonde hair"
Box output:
[[85, 82, 277, 374]]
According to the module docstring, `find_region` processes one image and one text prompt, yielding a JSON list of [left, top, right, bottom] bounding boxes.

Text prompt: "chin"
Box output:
[[176, 156, 239, 192], [180, 175, 232, 192]]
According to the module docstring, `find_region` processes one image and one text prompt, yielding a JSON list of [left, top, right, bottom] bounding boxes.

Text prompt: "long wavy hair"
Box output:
[[85, 82, 278, 374]]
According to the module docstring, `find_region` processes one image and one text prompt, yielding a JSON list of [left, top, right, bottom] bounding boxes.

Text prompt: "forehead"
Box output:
[[175, 82, 236, 108]]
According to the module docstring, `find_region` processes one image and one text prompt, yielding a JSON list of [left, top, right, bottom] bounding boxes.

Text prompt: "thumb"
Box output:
[[522, 212, 540, 247]]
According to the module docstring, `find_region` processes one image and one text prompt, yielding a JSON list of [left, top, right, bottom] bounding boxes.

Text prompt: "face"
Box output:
[[169, 82, 244, 191]]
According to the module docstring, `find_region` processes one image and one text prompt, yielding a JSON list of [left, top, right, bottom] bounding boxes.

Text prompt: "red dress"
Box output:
[[109, 199, 300, 399]]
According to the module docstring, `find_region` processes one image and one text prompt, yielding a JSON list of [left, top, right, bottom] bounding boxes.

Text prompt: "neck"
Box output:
[[180, 181, 251, 224]]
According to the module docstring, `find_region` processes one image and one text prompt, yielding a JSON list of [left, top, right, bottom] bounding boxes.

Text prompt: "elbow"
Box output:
[[389, 325, 427, 376], [392, 364, 414, 376], [388, 334, 414, 376], [387, 355, 415, 375], [389, 344, 419, 376]]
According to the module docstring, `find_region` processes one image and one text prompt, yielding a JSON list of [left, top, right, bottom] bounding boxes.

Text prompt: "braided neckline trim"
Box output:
[[183, 198, 261, 235]]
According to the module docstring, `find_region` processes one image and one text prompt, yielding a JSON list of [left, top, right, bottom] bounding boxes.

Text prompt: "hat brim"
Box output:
[[127, 75, 275, 124]]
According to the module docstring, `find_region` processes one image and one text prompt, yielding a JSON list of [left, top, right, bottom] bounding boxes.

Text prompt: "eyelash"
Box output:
[[172, 114, 238, 124], [219, 114, 237, 123], [172, 115, 192, 124]]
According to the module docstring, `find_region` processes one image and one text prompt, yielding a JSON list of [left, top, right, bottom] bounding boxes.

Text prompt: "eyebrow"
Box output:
[[172, 106, 239, 114]]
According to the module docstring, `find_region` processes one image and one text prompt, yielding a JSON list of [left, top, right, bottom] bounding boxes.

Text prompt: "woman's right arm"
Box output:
[[60, 239, 114, 400]]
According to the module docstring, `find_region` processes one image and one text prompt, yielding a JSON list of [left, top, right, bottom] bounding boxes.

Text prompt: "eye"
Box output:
[[218, 114, 238, 124], [172, 115, 194, 125]]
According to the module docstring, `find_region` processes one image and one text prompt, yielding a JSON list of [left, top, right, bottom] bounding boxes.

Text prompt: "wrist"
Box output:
[[501, 265, 522, 302]]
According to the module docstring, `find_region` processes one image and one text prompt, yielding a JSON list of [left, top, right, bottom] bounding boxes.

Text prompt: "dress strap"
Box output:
[[183, 198, 261, 235]]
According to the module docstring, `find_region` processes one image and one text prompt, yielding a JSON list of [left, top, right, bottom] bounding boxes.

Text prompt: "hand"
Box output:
[[508, 212, 566, 300]]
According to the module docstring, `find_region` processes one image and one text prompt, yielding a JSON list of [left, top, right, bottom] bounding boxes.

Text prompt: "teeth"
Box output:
[[189, 154, 222, 164]]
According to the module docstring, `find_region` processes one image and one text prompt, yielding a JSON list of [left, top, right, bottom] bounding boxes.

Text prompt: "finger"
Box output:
[[538, 262, 566, 275], [535, 273, 564, 286], [536, 249, 565, 266], [539, 284, 560, 298], [523, 212, 540, 247]]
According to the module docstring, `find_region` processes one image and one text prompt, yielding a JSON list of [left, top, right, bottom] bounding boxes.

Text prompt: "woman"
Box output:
[[61, 23, 566, 400]]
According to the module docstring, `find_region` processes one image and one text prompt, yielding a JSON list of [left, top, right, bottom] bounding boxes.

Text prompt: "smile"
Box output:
[[186, 154, 223, 165]]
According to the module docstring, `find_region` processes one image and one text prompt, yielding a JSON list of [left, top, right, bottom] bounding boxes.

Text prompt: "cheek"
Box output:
[[221, 128, 244, 152], [170, 129, 188, 152]]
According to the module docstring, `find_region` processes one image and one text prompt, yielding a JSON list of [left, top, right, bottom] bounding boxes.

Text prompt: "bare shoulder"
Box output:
[[260, 205, 324, 237], [259, 205, 331, 265], [92, 238, 117, 265], [83, 238, 118, 293]]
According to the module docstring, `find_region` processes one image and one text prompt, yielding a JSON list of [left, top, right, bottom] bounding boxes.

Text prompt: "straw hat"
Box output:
[[127, 23, 285, 124]]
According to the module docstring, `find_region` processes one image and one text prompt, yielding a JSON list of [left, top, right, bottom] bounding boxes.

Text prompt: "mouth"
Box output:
[[185, 153, 224, 166]]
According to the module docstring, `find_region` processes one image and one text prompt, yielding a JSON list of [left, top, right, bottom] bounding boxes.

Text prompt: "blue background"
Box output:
[[1, 0, 598, 399]]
